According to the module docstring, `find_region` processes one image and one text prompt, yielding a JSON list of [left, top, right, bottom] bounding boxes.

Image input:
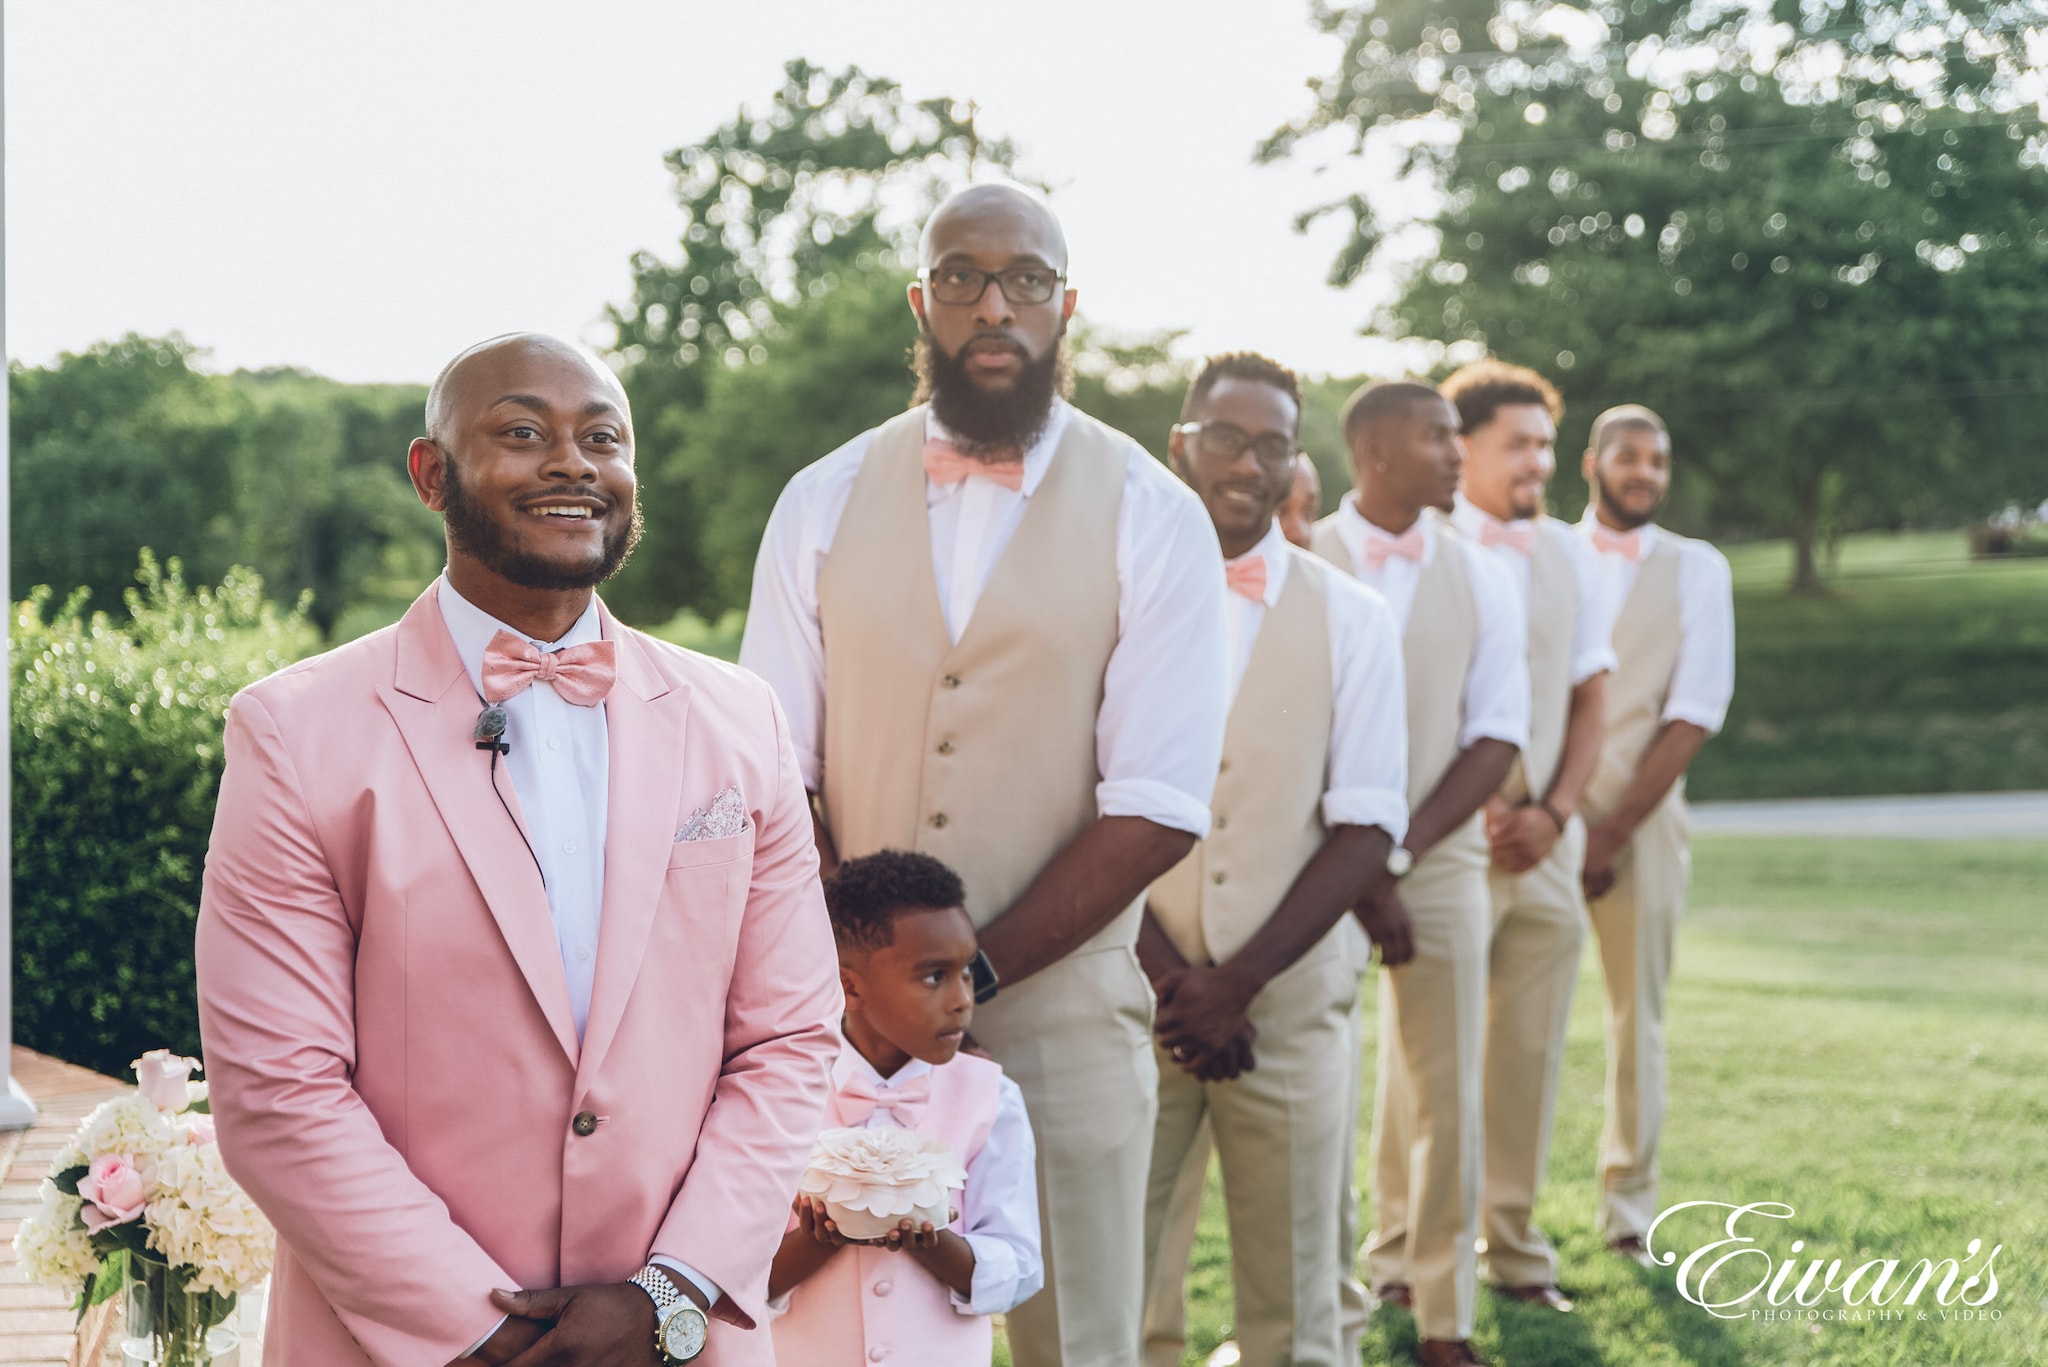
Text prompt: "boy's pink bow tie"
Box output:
[[1362, 525, 1427, 570], [1224, 553, 1268, 601], [1478, 520, 1536, 555], [839, 1074, 931, 1127], [481, 630, 617, 706], [923, 438, 1024, 491], [1589, 525, 1646, 562]]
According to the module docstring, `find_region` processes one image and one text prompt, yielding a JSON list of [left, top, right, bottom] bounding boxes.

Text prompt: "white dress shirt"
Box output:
[[1224, 523, 1409, 843], [1574, 514, 1737, 734], [1328, 495, 1531, 750], [437, 579, 723, 1337], [740, 400, 1230, 838], [1451, 495, 1616, 685], [767, 1044, 1045, 1318]]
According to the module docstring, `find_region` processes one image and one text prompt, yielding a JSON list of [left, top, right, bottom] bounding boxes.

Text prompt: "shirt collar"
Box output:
[[924, 400, 1070, 497], [1226, 520, 1291, 607], [833, 1033, 936, 1090], [1337, 491, 1436, 566], [1576, 508, 1661, 553], [436, 574, 604, 699]]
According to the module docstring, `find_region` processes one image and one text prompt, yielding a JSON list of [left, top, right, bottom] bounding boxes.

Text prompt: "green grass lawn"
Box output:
[[1144, 836, 2048, 1366], [1689, 530, 2048, 800]]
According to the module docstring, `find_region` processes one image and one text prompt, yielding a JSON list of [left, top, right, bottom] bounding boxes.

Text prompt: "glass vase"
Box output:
[[120, 1257, 239, 1367]]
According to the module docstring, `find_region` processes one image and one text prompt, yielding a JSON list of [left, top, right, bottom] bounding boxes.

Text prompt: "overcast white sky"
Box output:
[[5, 0, 1420, 386]]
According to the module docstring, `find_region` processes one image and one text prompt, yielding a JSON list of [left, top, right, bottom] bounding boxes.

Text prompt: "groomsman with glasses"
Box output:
[[1312, 382, 1529, 1367], [1139, 354, 1409, 1367], [1574, 405, 1734, 1266], [741, 183, 1230, 1367], [1441, 361, 1614, 1315]]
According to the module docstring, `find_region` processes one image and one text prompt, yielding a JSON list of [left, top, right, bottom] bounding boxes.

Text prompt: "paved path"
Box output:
[[1691, 789, 2048, 839]]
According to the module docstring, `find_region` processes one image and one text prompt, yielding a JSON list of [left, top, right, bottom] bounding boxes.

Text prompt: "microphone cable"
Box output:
[[473, 699, 546, 886]]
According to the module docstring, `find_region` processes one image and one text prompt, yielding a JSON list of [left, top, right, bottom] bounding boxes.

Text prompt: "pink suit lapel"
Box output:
[[376, 588, 580, 1064], [574, 605, 692, 1092]]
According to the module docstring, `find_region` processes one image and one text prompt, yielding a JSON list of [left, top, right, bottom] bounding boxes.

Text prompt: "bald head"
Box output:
[[918, 182, 1069, 274], [425, 332, 629, 446]]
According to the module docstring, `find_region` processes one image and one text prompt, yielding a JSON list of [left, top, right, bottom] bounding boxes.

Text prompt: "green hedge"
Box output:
[[11, 555, 315, 1077]]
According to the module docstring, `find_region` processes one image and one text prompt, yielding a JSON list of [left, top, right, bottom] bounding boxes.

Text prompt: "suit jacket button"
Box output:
[[937, 740, 955, 755], [572, 1111, 598, 1137], [930, 813, 949, 829], [1212, 871, 1228, 885], [941, 674, 962, 689]]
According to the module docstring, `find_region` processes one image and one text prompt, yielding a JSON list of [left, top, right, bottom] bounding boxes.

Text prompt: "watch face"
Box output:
[[662, 1305, 708, 1361]]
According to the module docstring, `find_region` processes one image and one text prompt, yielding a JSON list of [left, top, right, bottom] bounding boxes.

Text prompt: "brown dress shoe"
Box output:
[[1496, 1284, 1575, 1312], [1371, 1282, 1414, 1310], [1416, 1339, 1491, 1367], [1609, 1234, 1657, 1267]]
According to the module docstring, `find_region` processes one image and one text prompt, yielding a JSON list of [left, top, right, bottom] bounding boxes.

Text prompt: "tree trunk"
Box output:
[[1788, 474, 1827, 596]]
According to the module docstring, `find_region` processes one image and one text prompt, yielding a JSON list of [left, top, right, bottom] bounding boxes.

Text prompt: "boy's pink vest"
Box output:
[[772, 1050, 1005, 1367]]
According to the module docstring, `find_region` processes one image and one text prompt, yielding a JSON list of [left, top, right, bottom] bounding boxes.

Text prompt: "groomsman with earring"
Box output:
[[1312, 382, 1529, 1367], [1441, 361, 1613, 1313], [1575, 405, 1734, 1264]]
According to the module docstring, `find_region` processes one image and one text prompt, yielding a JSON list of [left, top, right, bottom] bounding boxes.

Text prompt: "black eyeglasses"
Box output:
[[1174, 421, 1299, 470], [922, 264, 1067, 306]]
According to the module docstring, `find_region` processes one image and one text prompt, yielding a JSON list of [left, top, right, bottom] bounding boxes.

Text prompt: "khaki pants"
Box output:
[[1585, 790, 1690, 1240], [1480, 817, 1588, 1287], [1140, 931, 1363, 1367], [973, 921, 1159, 1367], [1362, 841, 1491, 1342]]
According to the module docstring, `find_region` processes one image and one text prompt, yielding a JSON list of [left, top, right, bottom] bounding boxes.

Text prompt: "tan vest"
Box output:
[[815, 405, 1129, 931], [1147, 547, 1335, 965], [1582, 535, 1685, 822], [1500, 519, 1578, 805]]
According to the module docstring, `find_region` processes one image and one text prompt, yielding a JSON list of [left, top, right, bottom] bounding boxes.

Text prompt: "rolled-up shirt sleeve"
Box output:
[[953, 1076, 1043, 1315], [1664, 540, 1736, 733], [1094, 446, 1229, 837], [1320, 572, 1409, 844], [1456, 540, 1532, 750]]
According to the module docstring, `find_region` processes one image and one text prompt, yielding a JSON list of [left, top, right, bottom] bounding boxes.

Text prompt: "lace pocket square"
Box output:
[[676, 785, 747, 842]]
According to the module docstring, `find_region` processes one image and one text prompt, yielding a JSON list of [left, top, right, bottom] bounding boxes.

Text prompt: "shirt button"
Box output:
[[1212, 871, 1228, 885], [571, 1111, 598, 1137], [547, 737, 562, 751], [936, 740, 955, 755], [576, 947, 592, 963], [872, 1280, 893, 1297], [563, 841, 577, 854], [941, 674, 962, 689], [929, 813, 949, 829]]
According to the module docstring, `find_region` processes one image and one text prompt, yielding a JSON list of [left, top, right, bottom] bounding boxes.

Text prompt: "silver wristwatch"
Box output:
[[630, 1266, 708, 1364]]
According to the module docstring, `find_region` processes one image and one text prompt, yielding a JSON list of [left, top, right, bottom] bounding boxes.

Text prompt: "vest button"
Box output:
[[571, 1111, 598, 1137], [1211, 871, 1228, 885], [869, 1348, 889, 1362], [1214, 814, 1228, 831], [872, 1279, 893, 1297], [1217, 758, 1231, 774], [941, 673, 962, 689], [930, 813, 949, 829], [937, 740, 955, 755]]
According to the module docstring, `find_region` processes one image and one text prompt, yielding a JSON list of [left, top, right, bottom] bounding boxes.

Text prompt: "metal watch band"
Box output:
[[630, 1265, 684, 1319]]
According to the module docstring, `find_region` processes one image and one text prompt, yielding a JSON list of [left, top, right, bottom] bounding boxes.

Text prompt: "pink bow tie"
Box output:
[[480, 630, 617, 707], [839, 1073, 931, 1128], [1478, 520, 1536, 555], [1362, 524, 1427, 571], [1224, 553, 1268, 602], [923, 438, 1025, 491], [1589, 525, 1645, 562]]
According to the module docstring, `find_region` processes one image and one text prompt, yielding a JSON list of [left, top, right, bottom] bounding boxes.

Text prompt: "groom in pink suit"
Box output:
[[195, 333, 842, 1367]]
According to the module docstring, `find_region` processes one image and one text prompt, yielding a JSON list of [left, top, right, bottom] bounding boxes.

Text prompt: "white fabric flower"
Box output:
[[13, 1182, 99, 1291], [797, 1126, 967, 1241]]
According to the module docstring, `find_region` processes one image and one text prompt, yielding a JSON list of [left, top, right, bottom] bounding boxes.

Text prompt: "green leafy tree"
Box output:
[[608, 59, 1014, 622], [1270, 1, 2048, 590]]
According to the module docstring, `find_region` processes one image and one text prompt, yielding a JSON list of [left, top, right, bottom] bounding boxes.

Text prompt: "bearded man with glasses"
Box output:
[[741, 183, 1230, 1367]]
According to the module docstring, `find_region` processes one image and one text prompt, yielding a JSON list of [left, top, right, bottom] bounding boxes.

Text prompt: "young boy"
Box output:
[[770, 850, 1043, 1367]]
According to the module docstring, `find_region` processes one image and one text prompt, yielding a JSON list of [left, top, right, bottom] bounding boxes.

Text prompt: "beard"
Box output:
[[441, 461, 643, 591], [913, 326, 1072, 454], [1594, 468, 1662, 530]]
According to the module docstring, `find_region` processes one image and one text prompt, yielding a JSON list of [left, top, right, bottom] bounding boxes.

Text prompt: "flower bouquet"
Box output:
[[796, 1126, 967, 1241], [12, 1051, 273, 1366]]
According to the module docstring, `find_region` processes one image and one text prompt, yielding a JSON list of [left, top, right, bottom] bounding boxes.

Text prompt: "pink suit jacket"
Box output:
[[195, 586, 842, 1367]]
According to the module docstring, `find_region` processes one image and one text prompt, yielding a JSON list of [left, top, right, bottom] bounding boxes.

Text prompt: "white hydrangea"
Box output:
[[76, 1093, 176, 1163], [13, 1182, 99, 1291], [143, 1144, 274, 1297]]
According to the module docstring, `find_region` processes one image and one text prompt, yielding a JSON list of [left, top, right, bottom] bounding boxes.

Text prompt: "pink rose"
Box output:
[[132, 1050, 200, 1112], [78, 1154, 148, 1233], [184, 1115, 216, 1147]]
